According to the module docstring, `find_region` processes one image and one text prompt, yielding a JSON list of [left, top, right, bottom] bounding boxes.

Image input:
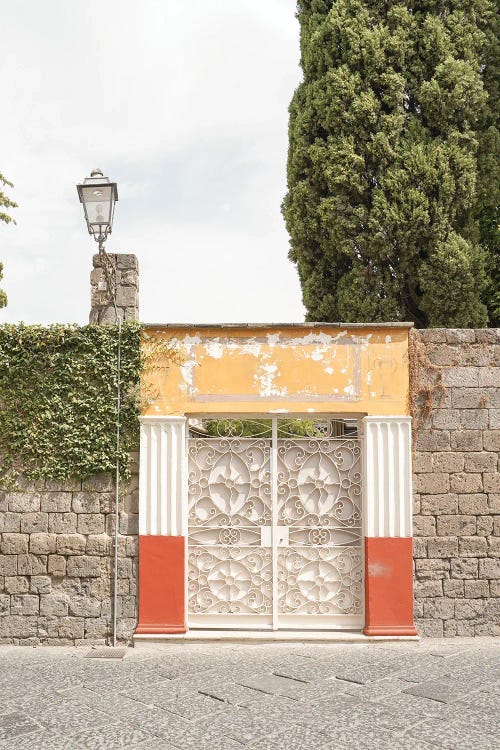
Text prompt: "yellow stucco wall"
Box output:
[[142, 324, 412, 417]]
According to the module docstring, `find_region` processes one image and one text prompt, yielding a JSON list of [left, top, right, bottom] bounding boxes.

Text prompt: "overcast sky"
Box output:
[[1, 0, 304, 325]]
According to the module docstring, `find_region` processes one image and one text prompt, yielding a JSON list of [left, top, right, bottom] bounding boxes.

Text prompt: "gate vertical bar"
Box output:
[[271, 416, 278, 630]]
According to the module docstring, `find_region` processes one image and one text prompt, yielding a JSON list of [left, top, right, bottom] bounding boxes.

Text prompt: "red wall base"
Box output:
[[363, 537, 418, 637], [135, 535, 186, 635]]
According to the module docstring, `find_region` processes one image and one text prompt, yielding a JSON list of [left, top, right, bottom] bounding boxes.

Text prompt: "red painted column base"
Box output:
[[136, 535, 187, 635], [363, 537, 418, 637]]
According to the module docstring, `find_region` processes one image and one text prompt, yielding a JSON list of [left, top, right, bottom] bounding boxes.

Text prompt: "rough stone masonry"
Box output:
[[89, 252, 139, 324], [411, 328, 500, 637], [0, 464, 139, 645]]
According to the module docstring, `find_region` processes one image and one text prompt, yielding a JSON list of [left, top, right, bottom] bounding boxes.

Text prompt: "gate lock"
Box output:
[[260, 527, 289, 546]]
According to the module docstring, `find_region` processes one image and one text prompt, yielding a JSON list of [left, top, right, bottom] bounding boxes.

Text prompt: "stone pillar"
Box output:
[[90, 253, 139, 324]]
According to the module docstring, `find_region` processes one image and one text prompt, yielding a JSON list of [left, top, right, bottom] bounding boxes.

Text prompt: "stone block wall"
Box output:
[[89, 253, 139, 324], [0, 457, 138, 645], [411, 328, 500, 637]]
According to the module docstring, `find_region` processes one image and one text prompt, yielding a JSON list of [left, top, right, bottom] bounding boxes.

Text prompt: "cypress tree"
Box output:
[[283, 1, 499, 327]]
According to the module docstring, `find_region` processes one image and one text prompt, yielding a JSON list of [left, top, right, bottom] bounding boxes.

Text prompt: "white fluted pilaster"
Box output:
[[139, 416, 187, 536], [363, 416, 413, 538]]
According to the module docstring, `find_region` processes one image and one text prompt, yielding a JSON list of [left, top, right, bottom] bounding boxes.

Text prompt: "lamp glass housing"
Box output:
[[77, 171, 118, 241]]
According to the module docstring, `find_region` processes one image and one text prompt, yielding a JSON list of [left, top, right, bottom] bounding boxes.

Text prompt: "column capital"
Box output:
[[139, 415, 186, 424], [362, 415, 412, 424]]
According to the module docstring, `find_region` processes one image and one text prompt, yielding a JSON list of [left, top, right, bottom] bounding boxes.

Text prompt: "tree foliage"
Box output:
[[0, 171, 17, 309], [283, 1, 499, 327]]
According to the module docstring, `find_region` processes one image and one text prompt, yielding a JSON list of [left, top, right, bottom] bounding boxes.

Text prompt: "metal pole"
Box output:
[[112, 312, 122, 647], [98, 239, 122, 648]]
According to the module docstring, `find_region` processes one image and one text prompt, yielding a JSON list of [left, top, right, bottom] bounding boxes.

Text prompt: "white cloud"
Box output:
[[0, 0, 304, 324]]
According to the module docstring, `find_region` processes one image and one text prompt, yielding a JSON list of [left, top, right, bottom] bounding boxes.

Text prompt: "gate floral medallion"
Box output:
[[188, 548, 272, 615], [277, 438, 362, 529], [278, 548, 362, 615], [188, 437, 271, 528], [188, 419, 363, 626]]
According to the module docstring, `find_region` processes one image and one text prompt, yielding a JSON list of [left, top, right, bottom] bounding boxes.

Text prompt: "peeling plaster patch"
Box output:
[[205, 340, 224, 359], [311, 346, 328, 361], [300, 330, 347, 346], [344, 384, 356, 397], [181, 334, 202, 352], [254, 363, 287, 397], [180, 360, 199, 395], [367, 371, 372, 385], [351, 333, 372, 346], [385, 335, 392, 344], [270, 408, 289, 413], [324, 367, 334, 375], [307, 408, 316, 413], [241, 338, 262, 357], [267, 333, 281, 348], [370, 392, 377, 397]]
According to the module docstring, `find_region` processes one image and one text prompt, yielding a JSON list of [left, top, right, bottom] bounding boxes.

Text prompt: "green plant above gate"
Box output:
[[0, 322, 141, 483]]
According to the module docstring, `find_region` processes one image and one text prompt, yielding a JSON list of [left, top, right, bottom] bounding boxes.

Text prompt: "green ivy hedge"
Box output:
[[0, 322, 142, 483]]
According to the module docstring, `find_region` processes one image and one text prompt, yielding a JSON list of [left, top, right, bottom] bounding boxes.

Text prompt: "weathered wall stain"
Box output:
[[142, 324, 411, 416]]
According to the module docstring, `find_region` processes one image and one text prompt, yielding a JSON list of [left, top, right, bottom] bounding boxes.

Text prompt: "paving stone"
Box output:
[[238, 673, 307, 699], [321, 728, 439, 750], [247, 723, 330, 750], [270, 660, 320, 681], [0, 731, 76, 750], [158, 692, 226, 720], [62, 725, 154, 749], [0, 713, 44, 742], [289, 678, 354, 703], [131, 741, 179, 750], [454, 690, 500, 712], [333, 661, 406, 684], [59, 686, 146, 716], [236, 694, 310, 721], [34, 704, 115, 735], [198, 681, 275, 708], [109, 706, 191, 738], [200, 705, 284, 743], [402, 680, 471, 704], [407, 716, 500, 750], [354, 677, 425, 702], [153, 719, 245, 749]]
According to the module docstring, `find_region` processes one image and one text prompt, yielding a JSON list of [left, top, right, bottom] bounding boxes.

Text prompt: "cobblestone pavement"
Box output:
[[0, 638, 498, 749]]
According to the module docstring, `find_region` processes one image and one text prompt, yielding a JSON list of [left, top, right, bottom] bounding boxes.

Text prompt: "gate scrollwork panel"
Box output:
[[277, 437, 362, 618], [188, 435, 272, 617]]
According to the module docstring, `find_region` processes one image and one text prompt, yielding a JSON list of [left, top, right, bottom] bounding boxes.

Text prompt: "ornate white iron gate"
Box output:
[[187, 417, 363, 630]]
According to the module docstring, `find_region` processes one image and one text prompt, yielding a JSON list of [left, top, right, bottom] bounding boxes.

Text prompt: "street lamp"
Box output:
[[77, 168, 118, 251], [77, 167, 119, 308], [76, 168, 121, 649]]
